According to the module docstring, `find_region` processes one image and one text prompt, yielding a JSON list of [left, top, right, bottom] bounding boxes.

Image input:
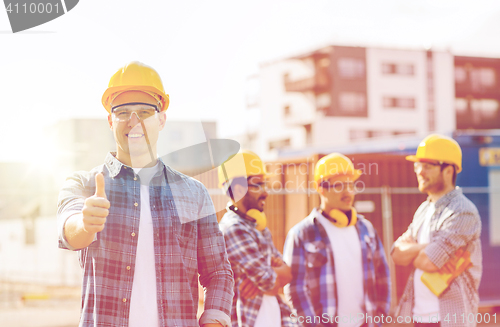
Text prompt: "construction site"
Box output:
[[2, 2, 500, 325]]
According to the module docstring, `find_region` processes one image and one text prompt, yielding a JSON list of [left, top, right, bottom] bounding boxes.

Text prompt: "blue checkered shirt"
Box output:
[[58, 152, 234, 327], [393, 188, 482, 327], [283, 208, 391, 327], [219, 210, 297, 327]]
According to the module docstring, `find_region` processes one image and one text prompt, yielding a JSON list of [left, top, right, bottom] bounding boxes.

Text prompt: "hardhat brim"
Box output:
[[102, 85, 169, 113], [315, 169, 363, 189], [219, 172, 276, 189], [405, 155, 462, 173], [405, 155, 419, 162]]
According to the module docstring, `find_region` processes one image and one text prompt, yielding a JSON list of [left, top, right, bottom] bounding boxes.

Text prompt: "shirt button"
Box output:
[[134, 202, 138, 207], [131, 232, 136, 237], [134, 177, 137, 181], [122, 298, 127, 303], [126, 266, 131, 270]]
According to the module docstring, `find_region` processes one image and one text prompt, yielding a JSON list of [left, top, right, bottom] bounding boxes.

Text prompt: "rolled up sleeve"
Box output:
[[425, 209, 481, 269]]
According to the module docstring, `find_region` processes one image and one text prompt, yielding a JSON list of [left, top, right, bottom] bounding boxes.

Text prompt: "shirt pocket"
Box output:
[[174, 221, 197, 241], [173, 220, 198, 270], [304, 240, 328, 268]]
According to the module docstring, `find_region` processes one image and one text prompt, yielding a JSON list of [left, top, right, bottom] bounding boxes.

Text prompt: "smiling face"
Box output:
[[413, 161, 446, 194], [318, 174, 356, 213], [108, 91, 166, 167]]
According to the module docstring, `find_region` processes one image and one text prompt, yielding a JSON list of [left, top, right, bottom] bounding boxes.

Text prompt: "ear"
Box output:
[[444, 165, 454, 180], [158, 111, 166, 131], [232, 183, 248, 202], [107, 115, 113, 130]]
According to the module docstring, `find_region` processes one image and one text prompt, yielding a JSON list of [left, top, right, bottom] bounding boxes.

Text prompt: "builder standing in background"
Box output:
[[284, 153, 391, 327], [392, 134, 482, 327], [57, 61, 233, 327], [218, 150, 297, 327]]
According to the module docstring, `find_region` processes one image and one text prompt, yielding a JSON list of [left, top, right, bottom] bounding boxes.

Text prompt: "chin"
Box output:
[[418, 185, 427, 193]]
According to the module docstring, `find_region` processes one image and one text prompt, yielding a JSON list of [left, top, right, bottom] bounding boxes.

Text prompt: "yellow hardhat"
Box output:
[[314, 153, 362, 187], [406, 134, 462, 173], [102, 61, 170, 113], [218, 150, 272, 188]]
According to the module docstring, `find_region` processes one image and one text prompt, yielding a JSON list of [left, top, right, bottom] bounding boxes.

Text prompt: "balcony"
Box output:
[[284, 76, 329, 93]]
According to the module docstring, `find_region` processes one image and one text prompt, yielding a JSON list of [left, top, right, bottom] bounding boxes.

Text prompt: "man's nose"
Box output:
[[262, 189, 269, 198], [415, 167, 425, 177], [127, 112, 141, 126]]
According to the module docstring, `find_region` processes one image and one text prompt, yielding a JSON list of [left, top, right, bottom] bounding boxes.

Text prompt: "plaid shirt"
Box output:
[[393, 188, 482, 327], [219, 210, 297, 327], [283, 208, 391, 327], [58, 152, 234, 327]]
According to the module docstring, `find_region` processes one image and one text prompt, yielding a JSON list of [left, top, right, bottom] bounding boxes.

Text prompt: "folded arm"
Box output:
[[391, 237, 427, 267]]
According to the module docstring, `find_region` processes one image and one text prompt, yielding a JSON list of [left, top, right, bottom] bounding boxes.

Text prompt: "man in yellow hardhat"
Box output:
[[283, 153, 391, 327], [57, 62, 233, 327], [218, 150, 296, 327], [392, 134, 482, 327]]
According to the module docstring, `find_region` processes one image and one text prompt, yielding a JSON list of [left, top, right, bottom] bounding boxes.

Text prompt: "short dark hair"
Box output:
[[441, 164, 457, 185], [224, 176, 248, 201]]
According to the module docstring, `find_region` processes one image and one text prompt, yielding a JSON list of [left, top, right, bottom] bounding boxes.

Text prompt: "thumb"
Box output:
[[95, 173, 106, 198]]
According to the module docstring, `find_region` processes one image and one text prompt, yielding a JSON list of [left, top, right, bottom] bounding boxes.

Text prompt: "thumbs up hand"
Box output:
[[81, 173, 110, 234]]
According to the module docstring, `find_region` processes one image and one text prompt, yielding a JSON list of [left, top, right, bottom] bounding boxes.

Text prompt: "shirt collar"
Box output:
[[104, 152, 166, 178], [226, 204, 258, 229], [430, 186, 463, 209]]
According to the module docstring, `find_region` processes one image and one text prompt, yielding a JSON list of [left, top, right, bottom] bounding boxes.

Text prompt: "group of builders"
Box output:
[[57, 62, 482, 327]]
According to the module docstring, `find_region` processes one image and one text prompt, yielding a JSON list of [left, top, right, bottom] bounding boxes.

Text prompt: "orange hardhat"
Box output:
[[102, 61, 169, 113], [406, 134, 462, 173]]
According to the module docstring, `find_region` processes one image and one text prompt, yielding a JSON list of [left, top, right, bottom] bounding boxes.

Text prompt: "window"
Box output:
[[283, 105, 291, 117], [382, 63, 396, 74], [350, 130, 369, 141], [316, 93, 331, 109], [398, 97, 415, 108], [338, 58, 365, 78], [455, 98, 468, 114], [455, 66, 467, 84], [383, 96, 416, 109], [269, 138, 291, 151], [350, 129, 415, 141], [382, 63, 415, 76], [397, 64, 414, 75], [471, 99, 499, 119], [318, 58, 330, 68], [339, 92, 366, 113], [371, 130, 392, 138], [471, 68, 496, 89]]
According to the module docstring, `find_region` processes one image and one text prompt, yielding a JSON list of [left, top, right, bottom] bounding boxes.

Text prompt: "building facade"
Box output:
[[250, 45, 500, 159]]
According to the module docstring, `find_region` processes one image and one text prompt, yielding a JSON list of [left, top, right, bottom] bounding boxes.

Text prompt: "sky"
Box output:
[[1, 0, 500, 162]]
